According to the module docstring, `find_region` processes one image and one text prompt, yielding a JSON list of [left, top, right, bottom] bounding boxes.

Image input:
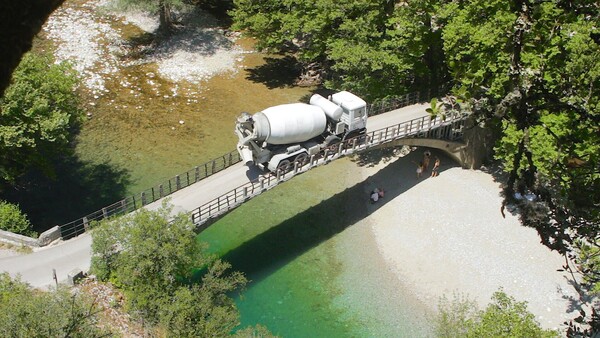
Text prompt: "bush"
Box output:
[[0, 200, 35, 237], [91, 203, 264, 336], [435, 289, 559, 338], [0, 52, 81, 183], [0, 273, 110, 337]]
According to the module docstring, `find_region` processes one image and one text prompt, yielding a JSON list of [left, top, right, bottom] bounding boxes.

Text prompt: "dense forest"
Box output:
[[0, 0, 598, 336]]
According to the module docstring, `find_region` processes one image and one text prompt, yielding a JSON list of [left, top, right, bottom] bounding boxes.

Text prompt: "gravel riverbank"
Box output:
[[340, 149, 582, 332], [43, 0, 244, 97]]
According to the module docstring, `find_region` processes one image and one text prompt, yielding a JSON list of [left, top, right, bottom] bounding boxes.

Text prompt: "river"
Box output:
[[24, 3, 432, 335]]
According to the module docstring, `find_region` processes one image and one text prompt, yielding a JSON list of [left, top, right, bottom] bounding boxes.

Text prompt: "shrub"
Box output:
[[0, 200, 35, 237]]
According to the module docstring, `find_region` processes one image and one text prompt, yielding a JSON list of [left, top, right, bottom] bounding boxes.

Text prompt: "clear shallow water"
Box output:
[[75, 37, 311, 195], [199, 160, 431, 337], [199, 161, 358, 337]]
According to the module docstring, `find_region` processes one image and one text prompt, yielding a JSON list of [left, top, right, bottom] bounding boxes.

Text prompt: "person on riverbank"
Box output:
[[431, 157, 440, 177], [413, 161, 424, 179], [423, 150, 431, 171], [370, 188, 385, 203], [370, 189, 379, 203]]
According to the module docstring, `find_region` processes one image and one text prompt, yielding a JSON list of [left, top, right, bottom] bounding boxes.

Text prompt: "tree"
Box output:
[[230, 0, 449, 99], [0, 273, 110, 337], [161, 261, 246, 337], [440, 1, 599, 332], [435, 292, 479, 337], [0, 0, 65, 97], [435, 290, 558, 338], [0, 200, 34, 236], [0, 52, 81, 184], [114, 0, 190, 34], [90, 203, 253, 335]]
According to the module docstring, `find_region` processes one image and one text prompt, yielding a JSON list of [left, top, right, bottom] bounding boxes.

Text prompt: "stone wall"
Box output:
[[0, 226, 62, 248]]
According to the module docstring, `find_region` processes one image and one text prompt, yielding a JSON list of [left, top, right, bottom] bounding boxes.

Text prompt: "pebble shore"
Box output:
[[43, 0, 244, 97], [343, 149, 583, 332]]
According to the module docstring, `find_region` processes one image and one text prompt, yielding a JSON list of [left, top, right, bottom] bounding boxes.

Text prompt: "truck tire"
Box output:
[[294, 153, 309, 167], [324, 135, 341, 153], [324, 135, 341, 147], [276, 159, 291, 173]]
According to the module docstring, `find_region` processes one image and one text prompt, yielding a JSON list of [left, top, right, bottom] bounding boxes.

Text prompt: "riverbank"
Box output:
[[338, 148, 580, 332]]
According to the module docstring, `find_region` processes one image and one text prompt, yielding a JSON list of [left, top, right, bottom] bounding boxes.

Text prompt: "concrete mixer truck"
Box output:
[[235, 91, 367, 172]]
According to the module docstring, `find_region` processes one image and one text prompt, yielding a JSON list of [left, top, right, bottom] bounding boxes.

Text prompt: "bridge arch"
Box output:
[[370, 117, 495, 169]]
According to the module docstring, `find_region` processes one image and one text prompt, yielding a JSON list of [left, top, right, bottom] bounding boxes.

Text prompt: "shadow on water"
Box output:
[[244, 56, 301, 89], [220, 148, 457, 284], [1, 154, 130, 233]]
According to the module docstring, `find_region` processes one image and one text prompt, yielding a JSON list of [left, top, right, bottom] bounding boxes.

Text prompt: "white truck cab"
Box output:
[[330, 91, 367, 134]]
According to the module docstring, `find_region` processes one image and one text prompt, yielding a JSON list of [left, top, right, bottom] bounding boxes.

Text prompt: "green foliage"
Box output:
[[91, 203, 261, 336], [0, 200, 35, 237], [575, 241, 600, 295], [471, 291, 558, 338], [435, 292, 479, 337], [440, 3, 599, 329], [231, 0, 448, 99], [92, 203, 208, 321], [160, 260, 246, 337], [115, 0, 185, 12], [0, 52, 81, 183], [435, 290, 558, 338], [113, 0, 190, 33], [0, 273, 111, 337]]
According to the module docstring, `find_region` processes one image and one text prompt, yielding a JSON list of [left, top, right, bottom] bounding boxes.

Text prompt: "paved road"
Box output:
[[0, 103, 429, 288]]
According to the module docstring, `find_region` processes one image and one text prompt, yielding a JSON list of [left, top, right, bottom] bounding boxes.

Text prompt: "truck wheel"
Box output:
[[324, 135, 341, 147], [277, 159, 291, 173], [294, 153, 309, 167], [324, 135, 341, 152]]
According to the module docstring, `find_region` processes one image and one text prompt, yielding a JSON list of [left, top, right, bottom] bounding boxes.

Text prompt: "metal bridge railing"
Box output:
[[58, 150, 242, 239], [367, 92, 421, 117], [190, 111, 468, 229]]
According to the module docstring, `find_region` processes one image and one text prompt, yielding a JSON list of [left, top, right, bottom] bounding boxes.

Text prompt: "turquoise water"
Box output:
[[199, 162, 358, 336], [198, 159, 430, 337]]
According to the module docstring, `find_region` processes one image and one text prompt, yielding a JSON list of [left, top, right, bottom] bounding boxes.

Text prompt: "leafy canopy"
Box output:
[[442, 1, 600, 305], [231, 0, 448, 99], [0, 200, 35, 237], [91, 203, 257, 336], [435, 290, 558, 338], [0, 52, 81, 183]]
